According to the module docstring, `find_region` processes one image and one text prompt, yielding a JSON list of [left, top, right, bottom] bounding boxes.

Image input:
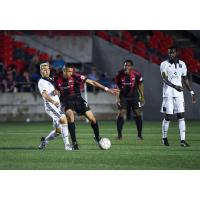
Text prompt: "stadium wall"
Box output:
[[93, 36, 200, 120], [0, 92, 117, 122]]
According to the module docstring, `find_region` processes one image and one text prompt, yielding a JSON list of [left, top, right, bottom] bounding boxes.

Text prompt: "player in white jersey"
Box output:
[[37, 62, 72, 151], [160, 47, 196, 147]]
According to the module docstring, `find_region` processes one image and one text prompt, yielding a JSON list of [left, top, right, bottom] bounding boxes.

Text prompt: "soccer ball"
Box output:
[[99, 138, 111, 150]]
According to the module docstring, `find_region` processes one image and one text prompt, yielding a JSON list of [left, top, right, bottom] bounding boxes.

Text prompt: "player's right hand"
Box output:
[[108, 88, 119, 95], [174, 85, 183, 92]]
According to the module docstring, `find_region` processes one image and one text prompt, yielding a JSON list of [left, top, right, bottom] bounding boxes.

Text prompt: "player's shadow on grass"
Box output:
[[0, 147, 37, 150]]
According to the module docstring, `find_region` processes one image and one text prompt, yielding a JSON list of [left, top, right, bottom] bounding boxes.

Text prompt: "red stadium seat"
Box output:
[[119, 40, 132, 51], [39, 53, 50, 61], [14, 59, 26, 73], [111, 36, 121, 46], [96, 31, 110, 41], [14, 41, 26, 49]]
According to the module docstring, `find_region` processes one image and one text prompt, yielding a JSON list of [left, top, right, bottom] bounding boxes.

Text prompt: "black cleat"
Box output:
[[72, 142, 79, 150], [180, 140, 190, 147], [162, 138, 169, 146], [137, 135, 144, 140], [94, 137, 103, 150], [38, 137, 47, 149], [116, 136, 123, 140]]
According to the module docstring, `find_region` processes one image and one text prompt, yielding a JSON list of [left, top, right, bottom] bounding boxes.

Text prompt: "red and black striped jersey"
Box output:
[[115, 69, 143, 98], [55, 73, 87, 101]]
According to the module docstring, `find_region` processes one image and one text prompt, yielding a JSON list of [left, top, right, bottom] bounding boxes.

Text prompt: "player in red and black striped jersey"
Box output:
[[115, 59, 145, 140], [55, 65, 119, 150]]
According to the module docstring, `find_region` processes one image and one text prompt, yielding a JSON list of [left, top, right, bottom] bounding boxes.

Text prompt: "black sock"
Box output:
[[117, 116, 124, 138], [91, 121, 100, 142], [135, 116, 142, 137], [68, 122, 77, 143]]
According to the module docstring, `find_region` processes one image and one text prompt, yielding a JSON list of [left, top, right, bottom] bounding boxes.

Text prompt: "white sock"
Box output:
[[179, 118, 186, 141], [45, 130, 57, 143], [61, 124, 70, 146], [162, 119, 170, 138]]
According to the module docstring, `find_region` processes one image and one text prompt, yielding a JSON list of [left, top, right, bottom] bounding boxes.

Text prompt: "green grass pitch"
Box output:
[[0, 120, 200, 169]]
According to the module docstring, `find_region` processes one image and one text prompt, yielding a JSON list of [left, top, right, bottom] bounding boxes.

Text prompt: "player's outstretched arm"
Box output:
[[162, 72, 183, 92], [182, 76, 196, 103], [42, 90, 60, 107], [86, 79, 119, 95]]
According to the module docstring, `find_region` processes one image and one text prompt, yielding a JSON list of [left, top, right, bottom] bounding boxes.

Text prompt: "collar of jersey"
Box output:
[[42, 77, 54, 83]]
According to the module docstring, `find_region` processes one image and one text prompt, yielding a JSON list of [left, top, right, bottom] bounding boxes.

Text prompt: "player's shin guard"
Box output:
[[91, 121, 100, 142], [117, 116, 124, 138], [135, 116, 142, 137], [68, 122, 77, 143], [162, 119, 170, 138], [179, 118, 186, 141], [61, 124, 70, 146]]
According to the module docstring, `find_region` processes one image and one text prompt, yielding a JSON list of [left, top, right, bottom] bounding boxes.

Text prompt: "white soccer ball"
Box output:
[[99, 138, 111, 150]]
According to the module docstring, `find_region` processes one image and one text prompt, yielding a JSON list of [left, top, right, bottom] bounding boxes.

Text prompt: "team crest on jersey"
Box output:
[[179, 64, 182, 68]]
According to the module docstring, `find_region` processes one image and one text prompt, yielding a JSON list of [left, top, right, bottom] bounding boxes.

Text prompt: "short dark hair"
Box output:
[[65, 63, 74, 68], [168, 45, 177, 51], [124, 59, 134, 66]]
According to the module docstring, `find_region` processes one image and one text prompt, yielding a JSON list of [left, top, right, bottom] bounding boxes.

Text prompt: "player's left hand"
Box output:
[[191, 94, 197, 104]]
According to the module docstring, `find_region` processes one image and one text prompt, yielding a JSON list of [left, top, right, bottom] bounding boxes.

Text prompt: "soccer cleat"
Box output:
[[162, 138, 170, 146], [116, 136, 123, 140], [180, 140, 190, 147], [72, 142, 79, 150], [65, 144, 73, 151], [94, 137, 103, 150], [38, 137, 47, 150], [137, 135, 144, 140]]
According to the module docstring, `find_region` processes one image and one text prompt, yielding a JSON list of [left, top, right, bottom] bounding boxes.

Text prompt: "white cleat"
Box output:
[[65, 144, 73, 151]]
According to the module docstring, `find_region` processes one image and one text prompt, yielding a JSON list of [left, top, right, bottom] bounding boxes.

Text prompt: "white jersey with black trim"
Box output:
[[160, 60, 187, 98], [38, 78, 60, 105]]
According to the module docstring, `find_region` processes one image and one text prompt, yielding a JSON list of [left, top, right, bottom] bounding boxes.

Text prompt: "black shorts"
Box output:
[[118, 97, 141, 110], [61, 96, 90, 115]]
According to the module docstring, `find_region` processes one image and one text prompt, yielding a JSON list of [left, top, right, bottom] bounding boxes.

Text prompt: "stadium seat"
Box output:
[[96, 31, 110, 41], [39, 53, 50, 62], [111, 36, 121, 46]]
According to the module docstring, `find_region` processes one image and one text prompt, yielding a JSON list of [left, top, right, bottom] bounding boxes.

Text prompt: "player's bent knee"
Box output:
[[87, 114, 96, 123], [59, 115, 68, 124], [66, 109, 74, 121]]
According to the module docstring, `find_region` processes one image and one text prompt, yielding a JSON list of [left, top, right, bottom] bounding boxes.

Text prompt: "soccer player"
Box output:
[[37, 62, 72, 151], [115, 59, 145, 140], [160, 46, 196, 147], [55, 65, 119, 150]]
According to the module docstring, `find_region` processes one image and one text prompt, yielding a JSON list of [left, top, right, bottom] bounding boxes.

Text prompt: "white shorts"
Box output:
[[161, 96, 185, 114], [44, 102, 65, 128]]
